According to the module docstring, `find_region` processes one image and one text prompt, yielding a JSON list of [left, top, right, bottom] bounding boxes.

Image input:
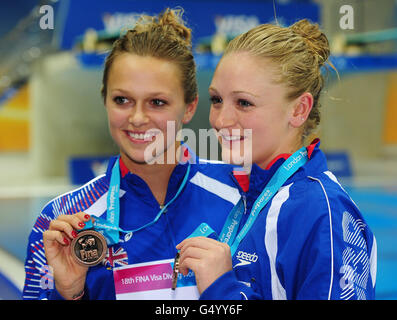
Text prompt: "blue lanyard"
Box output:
[[188, 147, 309, 256], [83, 157, 191, 245]]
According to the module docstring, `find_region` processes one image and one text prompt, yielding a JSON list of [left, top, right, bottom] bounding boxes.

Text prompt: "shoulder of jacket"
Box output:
[[192, 159, 236, 182], [188, 162, 240, 205], [41, 174, 109, 218], [277, 171, 349, 222]]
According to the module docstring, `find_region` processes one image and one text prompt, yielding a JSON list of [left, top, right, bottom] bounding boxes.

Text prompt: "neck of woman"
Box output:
[[256, 137, 304, 171], [120, 142, 182, 206]]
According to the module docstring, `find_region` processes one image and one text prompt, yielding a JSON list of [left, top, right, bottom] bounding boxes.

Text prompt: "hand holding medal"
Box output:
[[43, 211, 94, 300], [176, 236, 232, 294]]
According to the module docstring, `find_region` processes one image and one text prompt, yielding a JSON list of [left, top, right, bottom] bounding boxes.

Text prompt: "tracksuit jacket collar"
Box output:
[[236, 139, 326, 205]]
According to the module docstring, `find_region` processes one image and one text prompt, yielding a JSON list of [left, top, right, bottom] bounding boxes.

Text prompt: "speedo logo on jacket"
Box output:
[[234, 250, 258, 268]]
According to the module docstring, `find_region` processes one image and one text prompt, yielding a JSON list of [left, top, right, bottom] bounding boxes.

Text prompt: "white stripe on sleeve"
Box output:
[[369, 235, 377, 288], [189, 172, 241, 205], [264, 183, 292, 300], [308, 176, 335, 300]]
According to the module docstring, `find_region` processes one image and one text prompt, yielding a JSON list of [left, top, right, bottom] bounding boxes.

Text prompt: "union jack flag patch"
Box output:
[[103, 246, 128, 268]]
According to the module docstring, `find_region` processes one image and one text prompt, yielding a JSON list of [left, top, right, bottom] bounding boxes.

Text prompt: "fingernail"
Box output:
[[84, 214, 90, 220], [78, 222, 85, 228], [72, 230, 78, 238], [63, 237, 69, 245]]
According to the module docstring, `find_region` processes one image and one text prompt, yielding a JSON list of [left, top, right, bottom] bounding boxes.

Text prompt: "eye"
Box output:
[[237, 99, 253, 107], [113, 96, 129, 105], [209, 95, 222, 105], [151, 99, 167, 106]]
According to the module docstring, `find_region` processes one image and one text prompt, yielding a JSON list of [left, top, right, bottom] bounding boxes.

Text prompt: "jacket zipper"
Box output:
[[230, 172, 248, 215]]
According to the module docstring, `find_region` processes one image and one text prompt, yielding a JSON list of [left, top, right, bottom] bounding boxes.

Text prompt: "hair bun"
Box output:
[[158, 8, 192, 46], [290, 19, 330, 66], [132, 8, 192, 47]]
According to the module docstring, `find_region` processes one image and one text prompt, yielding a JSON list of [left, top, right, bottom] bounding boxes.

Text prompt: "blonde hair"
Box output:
[[101, 8, 197, 104], [224, 19, 335, 138]]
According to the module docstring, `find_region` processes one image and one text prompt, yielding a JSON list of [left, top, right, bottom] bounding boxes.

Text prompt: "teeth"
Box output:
[[222, 135, 242, 141], [128, 132, 156, 140]]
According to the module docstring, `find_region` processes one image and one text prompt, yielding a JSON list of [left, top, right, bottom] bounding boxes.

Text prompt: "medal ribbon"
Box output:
[[187, 147, 309, 256], [184, 222, 218, 240], [83, 156, 191, 245]]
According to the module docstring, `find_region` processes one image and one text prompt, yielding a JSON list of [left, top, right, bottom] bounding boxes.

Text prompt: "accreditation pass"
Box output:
[[113, 258, 199, 300]]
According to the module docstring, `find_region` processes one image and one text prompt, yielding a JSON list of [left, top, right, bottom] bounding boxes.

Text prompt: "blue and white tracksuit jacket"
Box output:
[[200, 141, 377, 300], [23, 151, 240, 300]]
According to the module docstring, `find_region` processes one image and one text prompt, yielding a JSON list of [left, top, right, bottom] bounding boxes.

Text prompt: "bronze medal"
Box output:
[[71, 230, 107, 267]]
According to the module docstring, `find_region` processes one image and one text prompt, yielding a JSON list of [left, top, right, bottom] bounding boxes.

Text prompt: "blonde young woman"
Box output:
[[23, 9, 239, 300], [177, 20, 377, 300]]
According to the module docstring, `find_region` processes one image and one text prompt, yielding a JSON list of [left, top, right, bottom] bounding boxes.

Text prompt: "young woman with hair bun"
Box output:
[[177, 19, 377, 300]]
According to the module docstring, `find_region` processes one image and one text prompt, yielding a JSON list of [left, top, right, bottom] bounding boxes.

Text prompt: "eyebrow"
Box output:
[[232, 90, 259, 98], [110, 88, 170, 96], [208, 86, 218, 93], [209, 87, 259, 98]]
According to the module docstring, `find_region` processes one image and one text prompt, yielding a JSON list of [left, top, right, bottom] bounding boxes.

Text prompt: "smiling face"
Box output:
[[105, 53, 197, 167], [209, 51, 307, 169]]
